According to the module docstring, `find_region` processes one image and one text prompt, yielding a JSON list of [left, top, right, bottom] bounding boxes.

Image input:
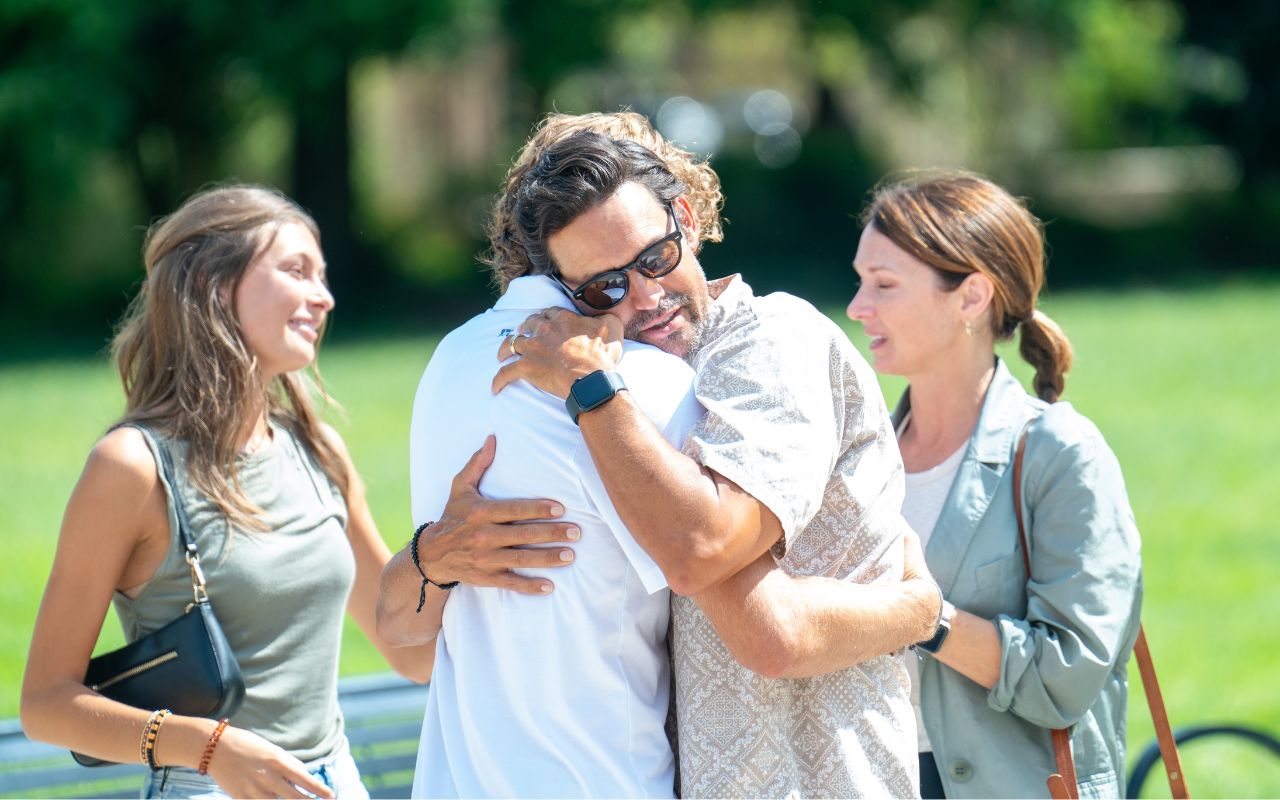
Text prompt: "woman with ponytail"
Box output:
[[848, 171, 1142, 798]]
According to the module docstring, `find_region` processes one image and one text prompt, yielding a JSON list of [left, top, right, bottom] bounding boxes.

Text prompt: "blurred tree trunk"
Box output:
[[128, 140, 171, 223], [289, 50, 386, 305]]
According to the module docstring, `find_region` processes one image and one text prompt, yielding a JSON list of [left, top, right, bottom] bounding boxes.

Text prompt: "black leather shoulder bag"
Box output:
[[73, 425, 245, 767]]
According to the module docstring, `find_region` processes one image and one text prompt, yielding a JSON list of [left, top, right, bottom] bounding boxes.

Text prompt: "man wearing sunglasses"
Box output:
[[483, 125, 934, 798], [380, 115, 938, 799]]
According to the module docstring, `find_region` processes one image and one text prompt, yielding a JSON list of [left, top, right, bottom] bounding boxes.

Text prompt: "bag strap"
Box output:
[[1013, 427, 1188, 800], [1134, 628, 1189, 797], [1013, 429, 1079, 800], [120, 422, 211, 608], [1049, 728, 1079, 799]]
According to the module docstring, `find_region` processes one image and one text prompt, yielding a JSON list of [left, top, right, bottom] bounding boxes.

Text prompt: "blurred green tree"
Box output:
[[0, 0, 1270, 345], [0, 0, 468, 329]]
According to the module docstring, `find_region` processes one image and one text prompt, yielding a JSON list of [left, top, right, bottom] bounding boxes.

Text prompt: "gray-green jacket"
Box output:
[[896, 360, 1143, 798]]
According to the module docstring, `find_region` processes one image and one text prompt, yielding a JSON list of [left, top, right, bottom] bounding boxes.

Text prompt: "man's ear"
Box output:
[[959, 271, 995, 322], [674, 195, 699, 244]]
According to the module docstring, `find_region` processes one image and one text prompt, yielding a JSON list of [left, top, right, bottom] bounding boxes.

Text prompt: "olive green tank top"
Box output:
[[113, 421, 354, 762]]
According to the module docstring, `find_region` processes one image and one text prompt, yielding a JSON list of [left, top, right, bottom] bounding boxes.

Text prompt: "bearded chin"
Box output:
[[625, 296, 683, 340], [625, 293, 707, 360]]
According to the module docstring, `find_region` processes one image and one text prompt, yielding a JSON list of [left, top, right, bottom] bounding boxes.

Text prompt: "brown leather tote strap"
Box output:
[[1013, 426, 1032, 577], [1051, 728, 1080, 799], [1046, 772, 1074, 800], [1015, 426, 1189, 799], [1135, 626, 1190, 798], [1015, 428, 1079, 799]]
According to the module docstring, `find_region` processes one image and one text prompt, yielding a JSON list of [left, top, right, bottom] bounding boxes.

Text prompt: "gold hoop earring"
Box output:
[[964, 321, 974, 337]]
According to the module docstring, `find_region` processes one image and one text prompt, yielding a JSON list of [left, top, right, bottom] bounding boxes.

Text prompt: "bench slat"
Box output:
[[0, 761, 144, 795], [345, 720, 424, 748], [0, 734, 68, 764]]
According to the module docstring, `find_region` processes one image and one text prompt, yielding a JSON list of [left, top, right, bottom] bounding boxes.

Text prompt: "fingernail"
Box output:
[[560, 549, 574, 562], [566, 527, 580, 541], [550, 504, 565, 517], [540, 583, 554, 593]]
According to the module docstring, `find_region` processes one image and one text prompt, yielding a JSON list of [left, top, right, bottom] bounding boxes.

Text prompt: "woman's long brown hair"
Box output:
[[112, 184, 350, 532]]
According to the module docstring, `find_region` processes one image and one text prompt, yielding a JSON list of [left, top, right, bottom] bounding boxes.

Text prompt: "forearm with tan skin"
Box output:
[[375, 435, 581, 646], [929, 609, 1002, 689], [25, 686, 331, 799], [697, 527, 942, 678], [492, 310, 779, 596], [21, 428, 333, 799], [577, 393, 782, 595], [376, 548, 451, 648]]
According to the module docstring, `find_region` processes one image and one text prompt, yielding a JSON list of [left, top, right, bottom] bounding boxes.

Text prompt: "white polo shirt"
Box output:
[[408, 276, 702, 799]]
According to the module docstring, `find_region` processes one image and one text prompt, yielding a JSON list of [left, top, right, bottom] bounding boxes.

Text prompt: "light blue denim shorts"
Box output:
[[141, 735, 368, 799]]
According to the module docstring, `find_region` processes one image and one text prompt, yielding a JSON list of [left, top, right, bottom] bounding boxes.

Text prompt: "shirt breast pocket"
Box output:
[[966, 550, 1027, 618]]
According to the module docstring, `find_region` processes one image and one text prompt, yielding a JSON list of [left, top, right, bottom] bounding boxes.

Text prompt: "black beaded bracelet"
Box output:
[[411, 521, 459, 612]]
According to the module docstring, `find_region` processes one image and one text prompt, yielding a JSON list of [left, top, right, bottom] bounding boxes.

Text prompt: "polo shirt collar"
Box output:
[[494, 275, 577, 312]]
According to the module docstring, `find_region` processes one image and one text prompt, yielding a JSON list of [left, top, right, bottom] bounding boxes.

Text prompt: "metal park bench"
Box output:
[[0, 673, 427, 799]]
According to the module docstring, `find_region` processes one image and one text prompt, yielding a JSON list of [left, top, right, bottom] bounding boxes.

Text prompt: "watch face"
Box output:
[[573, 371, 618, 407], [567, 370, 626, 424], [917, 621, 950, 654]]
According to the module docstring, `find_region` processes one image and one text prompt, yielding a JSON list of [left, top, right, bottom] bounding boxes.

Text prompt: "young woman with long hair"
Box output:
[[21, 185, 433, 799]]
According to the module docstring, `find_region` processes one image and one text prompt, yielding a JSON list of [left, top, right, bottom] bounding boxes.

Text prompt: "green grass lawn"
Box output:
[[3, 281, 1278, 795]]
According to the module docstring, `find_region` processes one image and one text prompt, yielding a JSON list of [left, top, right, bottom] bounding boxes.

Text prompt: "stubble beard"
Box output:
[[625, 292, 708, 362]]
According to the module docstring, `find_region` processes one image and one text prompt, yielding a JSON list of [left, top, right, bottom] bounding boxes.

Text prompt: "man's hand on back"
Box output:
[[419, 434, 582, 595], [492, 307, 623, 399]]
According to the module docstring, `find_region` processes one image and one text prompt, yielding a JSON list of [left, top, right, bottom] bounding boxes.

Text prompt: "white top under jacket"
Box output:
[[408, 275, 703, 799], [899, 429, 967, 753]]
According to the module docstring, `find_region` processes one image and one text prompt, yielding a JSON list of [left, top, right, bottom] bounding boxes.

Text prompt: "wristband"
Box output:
[[144, 708, 171, 769], [139, 709, 166, 767], [198, 718, 229, 775], [411, 522, 459, 612]]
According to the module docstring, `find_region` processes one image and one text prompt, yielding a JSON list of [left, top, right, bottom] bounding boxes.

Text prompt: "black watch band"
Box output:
[[916, 599, 956, 654], [564, 370, 627, 425]]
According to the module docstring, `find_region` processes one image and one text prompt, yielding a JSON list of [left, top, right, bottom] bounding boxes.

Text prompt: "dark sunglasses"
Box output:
[[552, 203, 683, 310]]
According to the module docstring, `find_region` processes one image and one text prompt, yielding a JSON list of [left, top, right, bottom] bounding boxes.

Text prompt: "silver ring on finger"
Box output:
[[511, 331, 532, 356], [503, 331, 520, 358]]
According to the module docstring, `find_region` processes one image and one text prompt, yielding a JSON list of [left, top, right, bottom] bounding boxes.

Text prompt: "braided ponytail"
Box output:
[[1018, 309, 1073, 402]]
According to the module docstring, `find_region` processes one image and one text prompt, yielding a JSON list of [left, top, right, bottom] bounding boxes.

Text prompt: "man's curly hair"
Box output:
[[482, 111, 725, 292]]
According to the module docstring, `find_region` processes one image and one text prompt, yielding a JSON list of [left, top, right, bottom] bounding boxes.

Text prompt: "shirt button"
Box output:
[[949, 760, 973, 783]]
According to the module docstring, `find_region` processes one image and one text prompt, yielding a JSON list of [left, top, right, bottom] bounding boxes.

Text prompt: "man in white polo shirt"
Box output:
[[376, 114, 941, 798], [398, 273, 701, 797]]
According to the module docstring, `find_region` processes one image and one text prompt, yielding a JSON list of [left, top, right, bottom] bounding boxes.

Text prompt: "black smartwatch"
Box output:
[[564, 370, 627, 425], [916, 598, 956, 654]]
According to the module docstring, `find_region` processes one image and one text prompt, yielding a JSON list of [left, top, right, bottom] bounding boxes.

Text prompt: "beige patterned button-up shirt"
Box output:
[[673, 276, 916, 798]]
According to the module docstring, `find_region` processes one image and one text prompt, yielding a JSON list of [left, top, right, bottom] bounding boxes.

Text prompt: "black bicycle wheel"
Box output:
[[1127, 724, 1280, 798]]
